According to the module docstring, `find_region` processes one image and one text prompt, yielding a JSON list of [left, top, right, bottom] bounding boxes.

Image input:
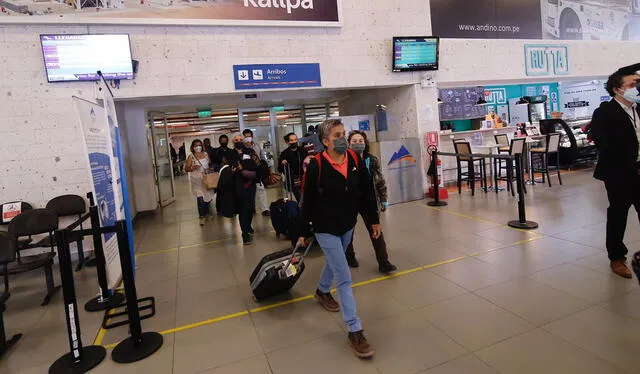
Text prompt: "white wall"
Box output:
[[0, 0, 429, 211], [1, 2, 639, 209]]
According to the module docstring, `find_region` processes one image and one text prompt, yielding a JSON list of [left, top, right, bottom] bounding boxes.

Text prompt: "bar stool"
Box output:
[[494, 138, 526, 196], [494, 134, 510, 153], [454, 141, 486, 196], [530, 133, 563, 187]]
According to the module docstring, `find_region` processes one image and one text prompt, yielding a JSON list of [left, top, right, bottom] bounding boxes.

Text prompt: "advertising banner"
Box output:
[[379, 139, 424, 205], [74, 97, 122, 289], [0, 0, 341, 26], [430, 0, 639, 41]]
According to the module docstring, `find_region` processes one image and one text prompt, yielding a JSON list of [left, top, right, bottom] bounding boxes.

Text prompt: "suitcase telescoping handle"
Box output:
[[281, 238, 315, 276], [283, 162, 294, 201]]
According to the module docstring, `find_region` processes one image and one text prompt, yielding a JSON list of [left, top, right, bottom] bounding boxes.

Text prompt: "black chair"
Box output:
[[0, 202, 34, 250], [494, 138, 526, 196], [5, 209, 61, 306], [530, 133, 563, 187], [46, 195, 87, 271], [0, 232, 22, 359], [453, 141, 487, 196]]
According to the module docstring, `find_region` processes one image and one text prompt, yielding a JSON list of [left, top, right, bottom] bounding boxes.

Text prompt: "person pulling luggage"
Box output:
[[296, 119, 380, 359], [278, 132, 308, 202], [345, 130, 397, 273]]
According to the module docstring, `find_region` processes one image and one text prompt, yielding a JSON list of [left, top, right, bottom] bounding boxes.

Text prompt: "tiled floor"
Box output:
[[3, 168, 640, 374]]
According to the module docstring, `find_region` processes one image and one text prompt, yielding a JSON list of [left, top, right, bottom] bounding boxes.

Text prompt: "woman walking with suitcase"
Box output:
[[297, 119, 381, 359], [345, 130, 397, 273]]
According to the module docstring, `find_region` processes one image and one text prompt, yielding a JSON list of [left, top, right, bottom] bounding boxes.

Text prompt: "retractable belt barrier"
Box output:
[[49, 198, 162, 373], [427, 148, 539, 230]]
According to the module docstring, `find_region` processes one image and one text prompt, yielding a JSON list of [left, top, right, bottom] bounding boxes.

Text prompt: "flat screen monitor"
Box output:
[[40, 34, 134, 82], [392, 36, 439, 72]]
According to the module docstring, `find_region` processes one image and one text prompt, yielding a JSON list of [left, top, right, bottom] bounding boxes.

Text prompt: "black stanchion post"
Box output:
[[111, 220, 163, 364], [427, 148, 448, 207], [508, 155, 539, 230], [84, 204, 125, 312], [49, 229, 106, 374], [84, 193, 97, 268]]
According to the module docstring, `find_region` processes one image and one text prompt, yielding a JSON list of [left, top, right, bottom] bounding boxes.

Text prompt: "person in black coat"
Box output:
[[590, 64, 640, 279], [296, 119, 380, 359], [278, 132, 308, 201]]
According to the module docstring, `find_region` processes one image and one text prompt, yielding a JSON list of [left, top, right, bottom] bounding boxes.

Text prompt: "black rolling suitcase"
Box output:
[[270, 164, 299, 238], [249, 239, 314, 302]]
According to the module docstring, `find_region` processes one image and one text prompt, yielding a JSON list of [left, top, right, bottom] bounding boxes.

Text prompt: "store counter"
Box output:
[[438, 127, 516, 183]]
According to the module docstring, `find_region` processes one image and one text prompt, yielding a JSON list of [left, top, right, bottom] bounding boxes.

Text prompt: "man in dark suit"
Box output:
[[591, 64, 640, 279]]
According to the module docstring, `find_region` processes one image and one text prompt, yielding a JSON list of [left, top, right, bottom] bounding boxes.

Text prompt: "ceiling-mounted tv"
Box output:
[[392, 36, 439, 72], [40, 34, 134, 83]]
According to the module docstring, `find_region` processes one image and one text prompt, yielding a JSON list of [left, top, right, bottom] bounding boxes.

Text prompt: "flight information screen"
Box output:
[[393, 37, 439, 72], [40, 34, 134, 82]]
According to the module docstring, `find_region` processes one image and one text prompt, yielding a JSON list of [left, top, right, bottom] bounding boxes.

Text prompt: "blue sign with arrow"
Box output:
[[233, 63, 321, 90]]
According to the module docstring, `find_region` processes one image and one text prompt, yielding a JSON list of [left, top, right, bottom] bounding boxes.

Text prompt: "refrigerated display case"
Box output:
[[540, 118, 597, 168]]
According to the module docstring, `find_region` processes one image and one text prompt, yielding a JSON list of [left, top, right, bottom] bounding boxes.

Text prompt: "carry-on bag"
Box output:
[[249, 239, 314, 302], [269, 163, 299, 238]]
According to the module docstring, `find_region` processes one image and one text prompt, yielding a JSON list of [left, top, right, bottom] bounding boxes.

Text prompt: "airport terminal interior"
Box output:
[[2, 0, 640, 373]]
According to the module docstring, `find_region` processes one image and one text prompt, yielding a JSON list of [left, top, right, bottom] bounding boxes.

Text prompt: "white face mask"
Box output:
[[244, 137, 253, 143], [622, 87, 640, 104], [194, 146, 202, 153]]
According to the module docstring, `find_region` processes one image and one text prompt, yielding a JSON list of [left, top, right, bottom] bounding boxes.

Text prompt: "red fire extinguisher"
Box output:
[[427, 146, 448, 199]]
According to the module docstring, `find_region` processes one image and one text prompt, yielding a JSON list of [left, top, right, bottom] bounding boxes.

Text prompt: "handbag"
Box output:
[[193, 155, 219, 190]]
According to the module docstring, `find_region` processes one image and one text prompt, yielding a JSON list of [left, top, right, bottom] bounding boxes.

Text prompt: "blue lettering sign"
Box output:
[[233, 63, 321, 90], [525, 45, 569, 77]]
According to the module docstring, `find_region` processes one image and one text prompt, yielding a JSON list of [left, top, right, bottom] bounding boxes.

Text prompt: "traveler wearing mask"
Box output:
[[345, 130, 396, 273], [297, 119, 380, 359], [231, 134, 261, 244], [243, 129, 270, 216], [185, 139, 214, 226], [591, 64, 640, 279], [277, 132, 308, 202], [214, 134, 236, 170]]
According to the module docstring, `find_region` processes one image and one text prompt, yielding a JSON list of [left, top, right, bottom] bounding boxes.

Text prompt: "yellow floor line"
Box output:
[[135, 237, 235, 259], [97, 235, 545, 349]]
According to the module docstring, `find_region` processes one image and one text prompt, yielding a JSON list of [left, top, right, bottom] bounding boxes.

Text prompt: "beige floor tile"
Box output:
[[429, 257, 522, 291], [419, 355, 498, 374], [366, 311, 467, 374], [201, 355, 272, 374], [473, 245, 568, 275], [476, 329, 628, 374], [371, 270, 468, 310], [475, 277, 592, 325], [528, 263, 637, 303], [266, 331, 379, 374], [250, 300, 342, 352], [419, 293, 534, 351], [599, 288, 640, 321], [173, 316, 263, 373], [544, 306, 640, 373]]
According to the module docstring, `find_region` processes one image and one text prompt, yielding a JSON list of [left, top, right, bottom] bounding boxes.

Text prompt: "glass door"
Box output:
[[149, 113, 176, 207]]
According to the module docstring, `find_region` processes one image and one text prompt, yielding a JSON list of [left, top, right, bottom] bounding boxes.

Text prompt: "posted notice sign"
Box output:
[[233, 63, 321, 90], [74, 96, 123, 289]]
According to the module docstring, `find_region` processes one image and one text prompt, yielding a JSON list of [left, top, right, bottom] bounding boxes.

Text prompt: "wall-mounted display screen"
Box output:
[[40, 34, 134, 82], [392, 37, 439, 72]]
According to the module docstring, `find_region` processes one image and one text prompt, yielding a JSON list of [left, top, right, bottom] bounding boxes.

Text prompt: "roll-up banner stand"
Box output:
[[97, 73, 136, 278], [73, 76, 135, 287]]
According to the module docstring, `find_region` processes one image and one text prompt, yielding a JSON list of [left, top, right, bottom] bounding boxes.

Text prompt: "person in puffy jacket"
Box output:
[[344, 130, 396, 273]]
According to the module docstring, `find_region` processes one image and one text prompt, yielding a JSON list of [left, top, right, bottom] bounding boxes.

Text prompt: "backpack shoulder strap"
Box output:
[[315, 153, 323, 182], [347, 149, 360, 169]]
